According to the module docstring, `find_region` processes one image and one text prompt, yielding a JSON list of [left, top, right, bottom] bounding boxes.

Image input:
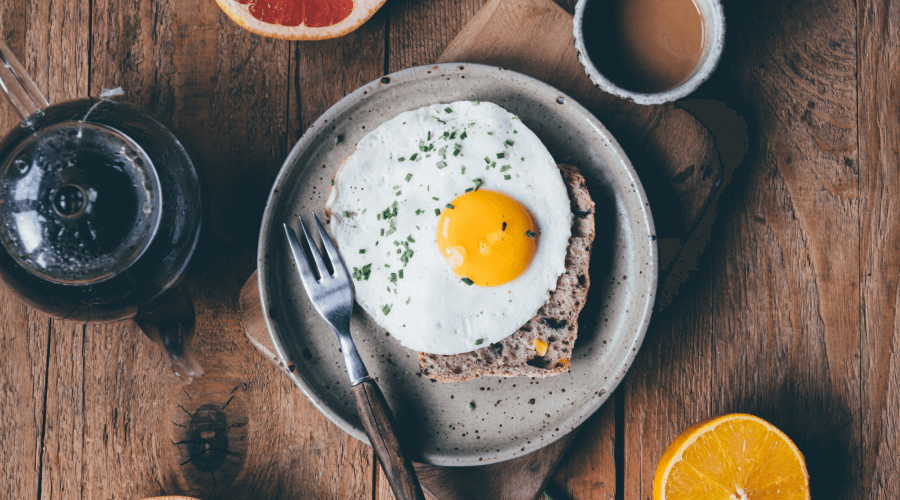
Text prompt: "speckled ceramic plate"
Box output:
[[258, 63, 657, 466]]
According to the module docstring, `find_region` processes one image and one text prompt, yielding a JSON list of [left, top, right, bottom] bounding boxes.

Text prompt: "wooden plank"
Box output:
[[624, 0, 861, 499], [0, 0, 89, 498], [550, 399, 616, 500], [36, 0, 374, 498], [858, 1, 900, 497], [387, 0, 485, 73]]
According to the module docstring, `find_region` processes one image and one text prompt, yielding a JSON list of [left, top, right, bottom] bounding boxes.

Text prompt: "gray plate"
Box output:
[[258, 63, 657, 466]]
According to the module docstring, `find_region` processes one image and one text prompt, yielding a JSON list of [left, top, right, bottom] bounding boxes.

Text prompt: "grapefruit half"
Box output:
[[216, 0, 386, 40]]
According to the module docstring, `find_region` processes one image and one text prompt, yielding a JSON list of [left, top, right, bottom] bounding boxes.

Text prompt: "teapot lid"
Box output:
[[0, 121, 162, 284]]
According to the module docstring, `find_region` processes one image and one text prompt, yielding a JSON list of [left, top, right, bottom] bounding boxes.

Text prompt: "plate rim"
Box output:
[[257, 62, 658, 466]]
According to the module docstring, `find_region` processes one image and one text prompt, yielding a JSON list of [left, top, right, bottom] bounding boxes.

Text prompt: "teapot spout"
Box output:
[[134, 284, 204, 383]]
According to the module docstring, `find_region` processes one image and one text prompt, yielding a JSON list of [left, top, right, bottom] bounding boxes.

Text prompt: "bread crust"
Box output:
[[418, 163, 596, 382]]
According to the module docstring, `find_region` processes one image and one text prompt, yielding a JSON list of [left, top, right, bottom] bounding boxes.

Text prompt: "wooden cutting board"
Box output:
[[241, 0, 723, 498]]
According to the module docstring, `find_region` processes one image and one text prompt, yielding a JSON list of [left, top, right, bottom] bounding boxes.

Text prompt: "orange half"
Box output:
[[216, 0, 386, 40], [654, 413, 810, 500]]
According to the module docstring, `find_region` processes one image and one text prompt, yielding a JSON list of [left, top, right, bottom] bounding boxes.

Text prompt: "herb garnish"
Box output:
[[496, 152, 506, 159], [395, 191, 402, 196], [359, 249, 366, 254], [390, 273, 397, 284], [342, 211, 350, 217], [444, 107, 453, 113], [475, 338, 484, 345], [435, 209, 441, 216], [502, 222, 507, 231], [465, 188, 473, 192], [410, 153, 418, 161], [505, 139, 515, 147], [436, 161, 448, 169], [500, 165, 511, 172], [504, 175, 511, 180], [453, 144, 462, 156], [398, 157, 406, 162], [407, 235, 416, 243], [446, 203, 455, 209], [405, 173, 413, 182], [352, 263, 373, 281], [331, 179, 334, 186], [399, 270, 404, 279], [473, 178, 484, 189], [525, 230, 536, 238], [461, 166, 466, 174], [462, 277, 474, 285], [460, 131, 468, 140], [382, 304, 392, 315]]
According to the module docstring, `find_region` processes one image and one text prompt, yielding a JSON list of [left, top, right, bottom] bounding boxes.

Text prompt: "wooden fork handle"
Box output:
[[351, 378, 426, 500]]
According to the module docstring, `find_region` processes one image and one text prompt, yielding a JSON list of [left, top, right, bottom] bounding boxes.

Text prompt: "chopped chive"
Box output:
[[393, 240, 400, 246], [377, 213, 382, 220], [497, 152, 506, 159], [419, 139, 427, 152], [399, 270, 404, 279], [461, 166, 466, 174], [444, 107, 453, 113], [415, 209, 423, 215], [390, 272, 397, 284], [410, 153, 418, 161], [397, 248, 402, 254], [359, 249, 366, 254], [461, 277, 474, 285], [330, 179, 334, 186], [460, 131, 468, 140], [514, 130, 518, 134], [406, 297, 411, 304], [342, 211, 350, 218], [398, 157, 406, 162], [438, 146, 448, 159], [505, 139, 515, 147], [405, 173, 413, 182], [467, 402, 475, 411], [395, 191, 402, 196], [380, 228, 385, 236], [501, 165, 512, 172], [491, 162, 496, 169], [465, 188, 473, 192], [446, 203, 455, 209], [525, 230, 536, 238], [362, 208, 367, 214], [475, 338, 484, 345], [521, 157, 525, 161], [453, 146, 461, 157], [513, 115, 520, 119], [450, 131, 457, 140], [382, 304, 392, 315], [435, 208, 441, 216], [502, 222, 507, 231], [436, 161, 448, 169], [392, 185, 400, 190], [504, 175, 511, 180], [433, 116, 446, 124], [475, 100, 481, 105], [473, 178, 484, 189], [427, 131, 432, 140], [433, 196, 439, 201], [407, 235, 416, 242]]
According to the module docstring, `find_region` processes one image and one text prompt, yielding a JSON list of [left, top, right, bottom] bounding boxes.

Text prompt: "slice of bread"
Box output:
[[418, 163, 596, 382]]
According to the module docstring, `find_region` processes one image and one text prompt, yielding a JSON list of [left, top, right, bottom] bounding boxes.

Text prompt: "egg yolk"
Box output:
[[435, 190, 537, 286]]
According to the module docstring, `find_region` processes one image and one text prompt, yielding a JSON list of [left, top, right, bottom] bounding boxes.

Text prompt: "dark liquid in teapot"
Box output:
[[0, 99, 203, 322]]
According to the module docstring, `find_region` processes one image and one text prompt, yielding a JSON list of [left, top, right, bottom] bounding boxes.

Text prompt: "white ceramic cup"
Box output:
[[573, 0, 725, 105]]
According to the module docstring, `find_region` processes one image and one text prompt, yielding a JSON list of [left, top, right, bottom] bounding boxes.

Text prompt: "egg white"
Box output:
[[325, 101, 572, 355]]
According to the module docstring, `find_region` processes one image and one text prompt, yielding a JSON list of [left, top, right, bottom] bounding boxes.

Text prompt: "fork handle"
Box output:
[[351, 378, 426, 500]]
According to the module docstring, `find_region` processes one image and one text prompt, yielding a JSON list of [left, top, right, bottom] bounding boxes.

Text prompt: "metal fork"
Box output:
[[284, 213, 425, 500]]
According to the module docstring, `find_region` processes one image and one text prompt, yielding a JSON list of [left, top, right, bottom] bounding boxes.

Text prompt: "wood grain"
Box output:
[[624, 0, 863, 499], [859, 0, 900, 497]]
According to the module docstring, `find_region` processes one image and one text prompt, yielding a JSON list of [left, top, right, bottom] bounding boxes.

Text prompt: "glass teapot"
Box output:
[[0, 40, 204, 382]]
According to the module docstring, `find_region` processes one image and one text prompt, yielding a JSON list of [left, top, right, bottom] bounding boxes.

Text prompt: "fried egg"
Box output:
[[325, 101, 572, 355]]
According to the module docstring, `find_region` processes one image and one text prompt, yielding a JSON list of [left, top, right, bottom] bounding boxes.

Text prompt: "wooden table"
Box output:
[[1, 0, 898, 498]]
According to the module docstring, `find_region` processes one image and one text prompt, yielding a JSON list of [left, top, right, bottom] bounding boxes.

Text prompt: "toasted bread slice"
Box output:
[[418, 163, 595, 382]]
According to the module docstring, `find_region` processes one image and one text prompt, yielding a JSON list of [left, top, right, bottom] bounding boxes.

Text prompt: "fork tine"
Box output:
[[283, 223, 319, 291], [298, 216, 332, 280], [312, 212, 350, 281]]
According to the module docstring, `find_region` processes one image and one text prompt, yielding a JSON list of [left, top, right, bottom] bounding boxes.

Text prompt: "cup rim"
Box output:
[[573, 0, 726, 105]]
